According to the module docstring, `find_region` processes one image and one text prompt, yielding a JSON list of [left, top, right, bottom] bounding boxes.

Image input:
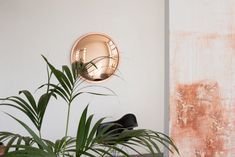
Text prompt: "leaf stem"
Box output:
[[63, 103, 71, 157], [65, 103, 71, 137], [39, 130, 42, 139]]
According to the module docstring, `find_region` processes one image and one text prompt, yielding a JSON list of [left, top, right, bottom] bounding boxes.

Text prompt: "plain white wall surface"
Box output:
[[0, 0, 165, 145]]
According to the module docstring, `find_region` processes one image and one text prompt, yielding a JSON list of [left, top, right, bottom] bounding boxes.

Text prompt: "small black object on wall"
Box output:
[[97, 113, 138, 141]]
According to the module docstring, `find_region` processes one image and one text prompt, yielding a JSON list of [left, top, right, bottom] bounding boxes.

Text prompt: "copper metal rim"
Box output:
[[71, 33, 120, 83]]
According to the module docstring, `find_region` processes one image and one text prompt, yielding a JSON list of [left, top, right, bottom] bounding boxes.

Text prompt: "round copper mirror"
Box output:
[[71, 33, 119, 82]]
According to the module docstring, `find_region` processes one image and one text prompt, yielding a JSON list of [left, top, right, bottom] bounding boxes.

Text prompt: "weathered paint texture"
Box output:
[[170, 0, 235, 157]]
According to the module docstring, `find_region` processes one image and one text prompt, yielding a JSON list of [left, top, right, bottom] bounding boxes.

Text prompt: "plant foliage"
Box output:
[[0, 56, 179, 157]]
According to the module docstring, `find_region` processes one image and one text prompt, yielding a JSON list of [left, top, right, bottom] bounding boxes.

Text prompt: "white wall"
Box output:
[[0, 0, 165, 144]]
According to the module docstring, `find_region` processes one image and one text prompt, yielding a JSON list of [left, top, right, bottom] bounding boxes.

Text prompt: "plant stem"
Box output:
[[39, 130, 42, 139], [63, 103, 71, 157], [65, 103, 71, 137]]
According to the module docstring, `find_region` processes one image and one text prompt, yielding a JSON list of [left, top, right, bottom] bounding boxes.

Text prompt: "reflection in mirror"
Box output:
[[71, 33, 119, 82]]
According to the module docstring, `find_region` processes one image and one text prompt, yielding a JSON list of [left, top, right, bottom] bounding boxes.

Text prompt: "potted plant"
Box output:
[[0, 56, 178, 157]]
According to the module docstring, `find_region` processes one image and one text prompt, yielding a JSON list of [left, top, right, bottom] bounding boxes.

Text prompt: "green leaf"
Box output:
[[82, 114, 93, 148], [19, 90, 37, 114], [106, 145, 131, 157], [1, 96, 38, 119], [3, 146, 57, 157], [5, 136, 17, 153], [75, 105, 89, 156], [37, 92, 56, 130], [62, 65, 74, 86], [5, 113, 52, 153], [42, 55, 72, 95], [45, 83, 70, 102], [0, 132, 35, 154], [0, 103, 39, 130], [85, 117, 105, 148]]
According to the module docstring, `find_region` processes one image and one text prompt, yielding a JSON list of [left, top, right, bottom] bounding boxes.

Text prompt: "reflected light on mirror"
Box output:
[[71, 33, 119, 82]]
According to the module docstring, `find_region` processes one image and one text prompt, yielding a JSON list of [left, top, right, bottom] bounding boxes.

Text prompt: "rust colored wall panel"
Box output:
[[170, 1, 235, 157]]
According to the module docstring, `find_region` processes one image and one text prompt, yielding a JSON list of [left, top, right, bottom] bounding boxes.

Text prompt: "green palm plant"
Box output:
[[40, 55, 116, 137], [0, 90, 55, 137], [0, 56, 179, 157]]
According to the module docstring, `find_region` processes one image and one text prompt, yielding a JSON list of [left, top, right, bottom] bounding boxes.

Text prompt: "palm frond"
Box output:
[[73, 106, 179, 157], [0, 132, 34, 152], [0, 90, 55, 133], [0, 55, 178, 157], [1, 113, 58, 157], [3, 146, 57, 157]]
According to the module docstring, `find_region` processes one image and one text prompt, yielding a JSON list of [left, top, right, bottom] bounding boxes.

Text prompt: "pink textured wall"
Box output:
[[170, 1, 235, 157]]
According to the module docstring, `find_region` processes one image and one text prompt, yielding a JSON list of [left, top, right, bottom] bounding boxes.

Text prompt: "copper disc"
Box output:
[[71, 33, 119, 82]]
